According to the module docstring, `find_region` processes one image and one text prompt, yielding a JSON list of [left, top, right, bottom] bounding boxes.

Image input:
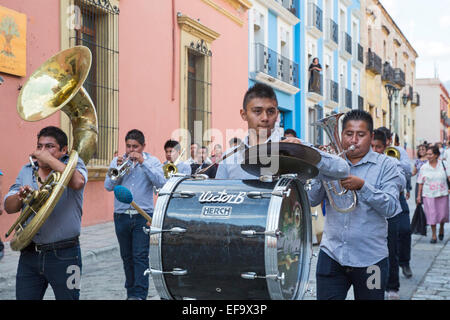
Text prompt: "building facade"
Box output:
[[361, 0, 419, 156], [0, 0, 251, 238], [416, 78, 450, 145]]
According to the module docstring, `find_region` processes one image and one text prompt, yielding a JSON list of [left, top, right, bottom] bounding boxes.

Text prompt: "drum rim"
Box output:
[[150, 176, 187, 300], [265, 177, 313, 300]]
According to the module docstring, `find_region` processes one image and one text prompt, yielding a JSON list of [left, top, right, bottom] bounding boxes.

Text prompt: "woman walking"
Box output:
[[412, 144, 428, 199], [417, 145, 450, 243]]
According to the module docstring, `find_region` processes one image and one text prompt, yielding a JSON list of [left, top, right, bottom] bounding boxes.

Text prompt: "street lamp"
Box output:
[[385, 83, 399, 131], [402, 93, 409, 107]]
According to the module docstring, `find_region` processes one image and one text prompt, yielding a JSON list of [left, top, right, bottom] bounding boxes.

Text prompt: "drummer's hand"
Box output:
[[146, 221, 151, 227], [282, 137, 302, 144], [340, 175, 364, 190]]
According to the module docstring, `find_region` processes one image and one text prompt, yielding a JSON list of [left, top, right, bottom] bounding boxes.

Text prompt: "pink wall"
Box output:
[[1, 0, 250, 239], [0, 0, 61, 239]]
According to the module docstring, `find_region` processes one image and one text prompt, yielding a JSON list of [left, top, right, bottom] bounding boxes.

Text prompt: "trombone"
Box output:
[[163, 148, 185, 178]]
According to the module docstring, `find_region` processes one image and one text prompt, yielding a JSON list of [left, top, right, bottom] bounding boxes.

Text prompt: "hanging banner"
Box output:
[[0, 5, 26, 77]]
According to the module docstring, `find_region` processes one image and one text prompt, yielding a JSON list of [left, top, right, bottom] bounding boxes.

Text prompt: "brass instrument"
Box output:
[[313, 113, 357, 213], [107, 157, 135, 181], [6, 46, 98, 251], [384, 146, 400, 160], [163, 149, 185, 178]]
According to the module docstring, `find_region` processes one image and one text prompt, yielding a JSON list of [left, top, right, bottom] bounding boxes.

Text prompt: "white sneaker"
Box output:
[[386, 290, 400, 300]]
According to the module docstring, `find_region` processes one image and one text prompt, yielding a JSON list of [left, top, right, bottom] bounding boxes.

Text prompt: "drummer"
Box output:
[[215, 83, 349, 181]]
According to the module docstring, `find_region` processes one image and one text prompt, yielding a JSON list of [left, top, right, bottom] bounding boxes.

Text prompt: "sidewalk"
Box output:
[[0, 221, 119, 287]]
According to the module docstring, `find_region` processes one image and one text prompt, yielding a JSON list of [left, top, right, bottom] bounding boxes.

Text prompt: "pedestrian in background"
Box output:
[[412, 144, 427, 199], [417, 145, 450, 243]]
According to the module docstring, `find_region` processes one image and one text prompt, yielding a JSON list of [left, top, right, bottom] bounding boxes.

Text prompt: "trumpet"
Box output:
[[163, 148, 185, 178], [107, 156, 135, 181]]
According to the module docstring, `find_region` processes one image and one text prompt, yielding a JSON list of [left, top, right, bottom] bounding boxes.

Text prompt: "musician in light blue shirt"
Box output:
[[162, 139, 192, 176], [104, 129, 165, 300], [216, 83, 349, 181], [309, 110, 403, 300]]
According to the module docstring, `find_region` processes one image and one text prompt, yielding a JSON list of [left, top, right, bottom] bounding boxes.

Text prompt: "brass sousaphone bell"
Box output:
[[6, 46, 98, 251]]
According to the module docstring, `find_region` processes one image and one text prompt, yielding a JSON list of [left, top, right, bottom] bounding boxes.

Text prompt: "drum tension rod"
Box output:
[[144, 268, 187, 277], [241, 272, 285, 285], [241, 229, 283, 237], [143, 226, 186, 235]]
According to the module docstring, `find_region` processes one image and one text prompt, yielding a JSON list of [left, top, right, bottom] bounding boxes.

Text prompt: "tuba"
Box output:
[[313, 113, 357, 213], [6, 46, 98, 251]]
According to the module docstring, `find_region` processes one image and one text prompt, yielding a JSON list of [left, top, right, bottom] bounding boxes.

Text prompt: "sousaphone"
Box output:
[[6, 46, 98, 251]]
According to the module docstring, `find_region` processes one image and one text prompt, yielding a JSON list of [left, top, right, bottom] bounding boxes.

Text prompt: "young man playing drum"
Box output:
[[215, 83, 349, 181], [308, 110, 404, 300]]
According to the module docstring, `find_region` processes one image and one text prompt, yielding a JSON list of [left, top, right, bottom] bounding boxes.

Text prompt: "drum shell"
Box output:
[[150, 177, 312, 300]]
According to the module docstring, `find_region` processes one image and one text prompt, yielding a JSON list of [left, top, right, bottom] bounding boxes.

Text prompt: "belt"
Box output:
[[124, 209, 138, 215], [22, 236, 79, 253]]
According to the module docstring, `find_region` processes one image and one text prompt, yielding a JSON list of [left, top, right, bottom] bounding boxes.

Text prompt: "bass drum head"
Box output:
[[266, 178, 312, 300]]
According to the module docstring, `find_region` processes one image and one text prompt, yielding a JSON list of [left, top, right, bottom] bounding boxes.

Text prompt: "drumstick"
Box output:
[[113, 185, 152, 225], [196, 144, 246, 175]]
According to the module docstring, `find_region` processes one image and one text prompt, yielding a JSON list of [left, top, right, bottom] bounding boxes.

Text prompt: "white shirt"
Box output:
[[417, 161, 450, 198]]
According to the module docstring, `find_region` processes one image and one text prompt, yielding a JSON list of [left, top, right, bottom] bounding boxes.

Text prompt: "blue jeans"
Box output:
[[316, 250, 388, 300], [114, 213, 150, 300], [398, 195, 411, 267], [386, 213, 400, 291], [16, 245, 82, 300]]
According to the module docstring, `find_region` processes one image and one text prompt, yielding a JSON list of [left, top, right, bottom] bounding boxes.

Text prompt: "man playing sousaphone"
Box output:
[[4, 126, 88, 300], [308, 110, 404, 300], [215, 83, 349, 181]]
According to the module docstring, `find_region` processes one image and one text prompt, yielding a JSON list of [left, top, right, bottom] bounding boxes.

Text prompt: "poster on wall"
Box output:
[[0, 5, 26, 77]]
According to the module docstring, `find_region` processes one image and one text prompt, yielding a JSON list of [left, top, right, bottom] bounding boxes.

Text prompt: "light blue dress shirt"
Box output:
[[104, 152, 166, 215], [308, 149, 403, 267], [4, 155, 88, 244]]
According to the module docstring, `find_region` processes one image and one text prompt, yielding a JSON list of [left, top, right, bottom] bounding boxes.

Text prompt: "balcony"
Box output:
[[324, 17, 338, 50], [382, 62, 395, 84], [307, 1, 323, 38], [340, 87, 352, 110], [324, 78, 339, 108], [366, 50, 382, 75], [356, 94, 364, 110], [411, 92, 420, 106], [339, 31, 352, 60], [253, 43, 299, 95], [307, 69, 323, 102], [352, 42, 364, 68], [394, 68, 405, 88], [274, 0, 297, 16]]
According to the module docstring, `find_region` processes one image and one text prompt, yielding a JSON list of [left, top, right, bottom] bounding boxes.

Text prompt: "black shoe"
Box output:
[[439, 232, 444, 241], [430, 238, 437, 244], [401, 265, 413, 278]]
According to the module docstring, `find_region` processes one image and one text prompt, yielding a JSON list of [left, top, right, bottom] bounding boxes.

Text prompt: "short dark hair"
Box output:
[[373, 129, 387, 146], [164, 139, 180, 151], [229, 137, 241, 146], [342, 110, 373, 133], [125, 129, 145, 145], [243, 83, 278, 110], [377, 127, 392, 140], [37, 126, 68, 150], [284, 129, 297, 137], [427, 145, 440, 156]]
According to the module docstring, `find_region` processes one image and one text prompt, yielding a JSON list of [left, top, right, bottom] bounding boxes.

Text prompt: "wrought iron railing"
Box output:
[[326, 79, 339, 103], [341, 87, 352, 109], [394, 68, 405, 88], [340, 31, 352, 55], [358, 95, 364, 110], [357, 43, 363, 64], [275, 0, 297, 16], [382, 62, 395, 83], [325, 18, 338, 45], [308, 70, 323, 95], [254, 43, 299, 87], [366, 50, 382, 74], [308, 2, 323, 32], [412, 92, 420, 106]]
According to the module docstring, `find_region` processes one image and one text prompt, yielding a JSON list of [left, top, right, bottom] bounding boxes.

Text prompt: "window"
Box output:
[[69, 0, 119, 167]]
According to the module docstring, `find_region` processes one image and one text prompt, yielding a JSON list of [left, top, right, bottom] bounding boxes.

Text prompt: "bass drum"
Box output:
[[149, 175, 312, 300]]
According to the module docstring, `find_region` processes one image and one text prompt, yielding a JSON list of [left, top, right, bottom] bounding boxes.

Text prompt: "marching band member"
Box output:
[[4, 126, 87, 300], [104, 129, 165, 300], [163, 139, 191, 176], [309, 110, 403, 300], [215, 83, 349, 181], [372, 129, 407, 300]]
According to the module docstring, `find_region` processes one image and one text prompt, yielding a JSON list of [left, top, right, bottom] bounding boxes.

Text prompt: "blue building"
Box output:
[[248, 0, 363, 144]]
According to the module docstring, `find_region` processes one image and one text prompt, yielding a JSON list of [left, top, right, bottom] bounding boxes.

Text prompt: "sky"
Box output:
[[380, 0, 450, 89]]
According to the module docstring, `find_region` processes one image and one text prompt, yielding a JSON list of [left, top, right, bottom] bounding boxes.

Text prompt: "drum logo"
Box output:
[[198, 190, 246, 204], [201, 206, 232, 218]]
